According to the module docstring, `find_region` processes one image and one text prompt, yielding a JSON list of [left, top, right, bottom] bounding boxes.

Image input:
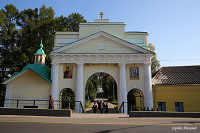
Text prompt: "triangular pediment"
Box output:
[[3, 64, 51, 84], [51, 31, 153, 54]]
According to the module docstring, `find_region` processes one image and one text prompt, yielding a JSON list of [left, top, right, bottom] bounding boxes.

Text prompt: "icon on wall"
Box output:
[[130, 67, 139, 80], [64, 65, 73, 79]]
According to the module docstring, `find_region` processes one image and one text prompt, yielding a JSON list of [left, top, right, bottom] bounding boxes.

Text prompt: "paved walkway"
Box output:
[[71, 113, 128, 118], [85, 98, 118, 113]]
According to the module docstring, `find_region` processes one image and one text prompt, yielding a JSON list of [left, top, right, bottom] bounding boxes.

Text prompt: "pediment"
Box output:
[[51, 31, 153, 54]]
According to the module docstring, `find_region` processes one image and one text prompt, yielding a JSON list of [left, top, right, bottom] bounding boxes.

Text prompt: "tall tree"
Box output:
[[16, 7, 87, 68], [67, 13, 87, 31], [85, 73, 117, 102], [149, 43, 161, 75], [0, 4, 19, 82], [0, 4, 87, 89], [54, 15, 68, 31], [16, 5, 56, 67], [16, 8, 40, 69], [0, 4, 19, 104]]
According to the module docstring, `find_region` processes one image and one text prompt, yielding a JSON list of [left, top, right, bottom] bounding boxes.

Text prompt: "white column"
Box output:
[[119, 63, 127, 114], [51, 63, 59, 109], [4, 83, 11, 107], [75, 63, 84, 113], [144, 63, 153, 109]]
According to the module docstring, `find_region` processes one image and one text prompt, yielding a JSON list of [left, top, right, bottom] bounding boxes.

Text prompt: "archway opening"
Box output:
[[127, 89, 144, 112], [59, 88, 75, 110], [85, 72, 118, 113]]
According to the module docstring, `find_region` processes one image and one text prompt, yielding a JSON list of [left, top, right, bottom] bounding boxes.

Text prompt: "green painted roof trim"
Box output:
[[12, 72, 20, 77], [11, 63, 51, 83]]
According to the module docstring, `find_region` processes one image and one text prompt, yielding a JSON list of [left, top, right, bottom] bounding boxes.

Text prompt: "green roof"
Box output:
[[12, 72, 20, 77], [11, 63, 51, 83], [36, 49, 45, 55], [36, 40, 46, 55]]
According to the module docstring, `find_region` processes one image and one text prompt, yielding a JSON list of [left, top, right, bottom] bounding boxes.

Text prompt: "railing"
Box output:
[[76, 101, 84, 113], [118, 101, 125, 113], [118, 101, 129, 114], [2, 99, 51, 108], [1, 99, 84, 113]]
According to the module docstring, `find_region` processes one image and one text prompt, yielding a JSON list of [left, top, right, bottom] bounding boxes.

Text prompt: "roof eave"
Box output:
[[3, 69, 51, 85], [52, 31, 153, 54], [3, 70, 29, 84]]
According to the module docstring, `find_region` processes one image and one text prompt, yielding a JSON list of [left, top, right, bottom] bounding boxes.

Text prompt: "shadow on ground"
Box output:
[[95, 125, 152, 133]]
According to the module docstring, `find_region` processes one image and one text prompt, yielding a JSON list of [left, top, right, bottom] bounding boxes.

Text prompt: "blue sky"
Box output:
[[1, 0, 200, 67]]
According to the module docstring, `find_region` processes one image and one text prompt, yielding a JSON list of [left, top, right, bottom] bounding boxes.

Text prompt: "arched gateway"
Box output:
[[84, 72, 118, 109], [50, 18, 154, 113]]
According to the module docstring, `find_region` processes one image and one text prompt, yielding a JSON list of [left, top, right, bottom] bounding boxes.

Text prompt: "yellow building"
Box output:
[[3, 41, 51, 108], [153, 66, 200, 112], [3, 16, 155, 113]]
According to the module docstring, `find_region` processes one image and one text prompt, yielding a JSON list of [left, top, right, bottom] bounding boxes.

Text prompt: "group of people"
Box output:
[[92, 100, 108, 113]]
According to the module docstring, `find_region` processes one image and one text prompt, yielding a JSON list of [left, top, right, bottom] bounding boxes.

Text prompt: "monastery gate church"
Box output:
[[3, 17, 154, 114]]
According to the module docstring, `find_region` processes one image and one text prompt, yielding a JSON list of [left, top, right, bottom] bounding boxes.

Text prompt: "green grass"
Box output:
[[111, 100, 118, 105], [85, 101, 93, 108]]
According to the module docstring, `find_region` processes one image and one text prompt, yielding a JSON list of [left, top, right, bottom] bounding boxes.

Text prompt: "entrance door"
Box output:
[[127, 89, 144, 112]]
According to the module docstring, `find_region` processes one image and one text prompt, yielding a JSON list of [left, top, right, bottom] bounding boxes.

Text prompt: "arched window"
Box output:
[[59, 88, 75, 110], [127, 89, 144, 111]]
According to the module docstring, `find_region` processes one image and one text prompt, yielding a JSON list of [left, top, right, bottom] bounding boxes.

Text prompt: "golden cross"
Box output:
[[100, 12, 104, 19]]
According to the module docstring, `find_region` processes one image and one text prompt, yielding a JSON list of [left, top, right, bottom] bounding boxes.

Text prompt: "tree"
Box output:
[[0, 4, 19, 82], [0, 4, 87, 105], [0, 4, 19, 105], [149, 43, 161, 76], [67, 13, 87, 31], [85, 73, 117, 102], [85, 73, 99, 101], [16, 5, 56, 68], [54, 15, 68, 31], [15, 5, 87, 69]]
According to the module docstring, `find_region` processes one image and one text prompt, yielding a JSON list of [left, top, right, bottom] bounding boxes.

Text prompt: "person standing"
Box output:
[[97, 100, 101, 113], [92, 102, 98, 113], [49, 95, 54, 109], [105, 103, 108, 113], [100, 101, 104, 113]]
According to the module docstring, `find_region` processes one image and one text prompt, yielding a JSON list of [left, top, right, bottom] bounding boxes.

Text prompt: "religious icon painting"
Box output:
[[64, 65, 73, 79], [130, 67, 139, 80]]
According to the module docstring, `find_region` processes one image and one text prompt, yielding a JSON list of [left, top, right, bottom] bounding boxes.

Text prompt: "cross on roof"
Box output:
[[100, 12, 104, 19]]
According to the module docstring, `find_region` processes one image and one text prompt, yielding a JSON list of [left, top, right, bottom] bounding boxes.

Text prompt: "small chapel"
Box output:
[[3, 15, 154, 113]]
